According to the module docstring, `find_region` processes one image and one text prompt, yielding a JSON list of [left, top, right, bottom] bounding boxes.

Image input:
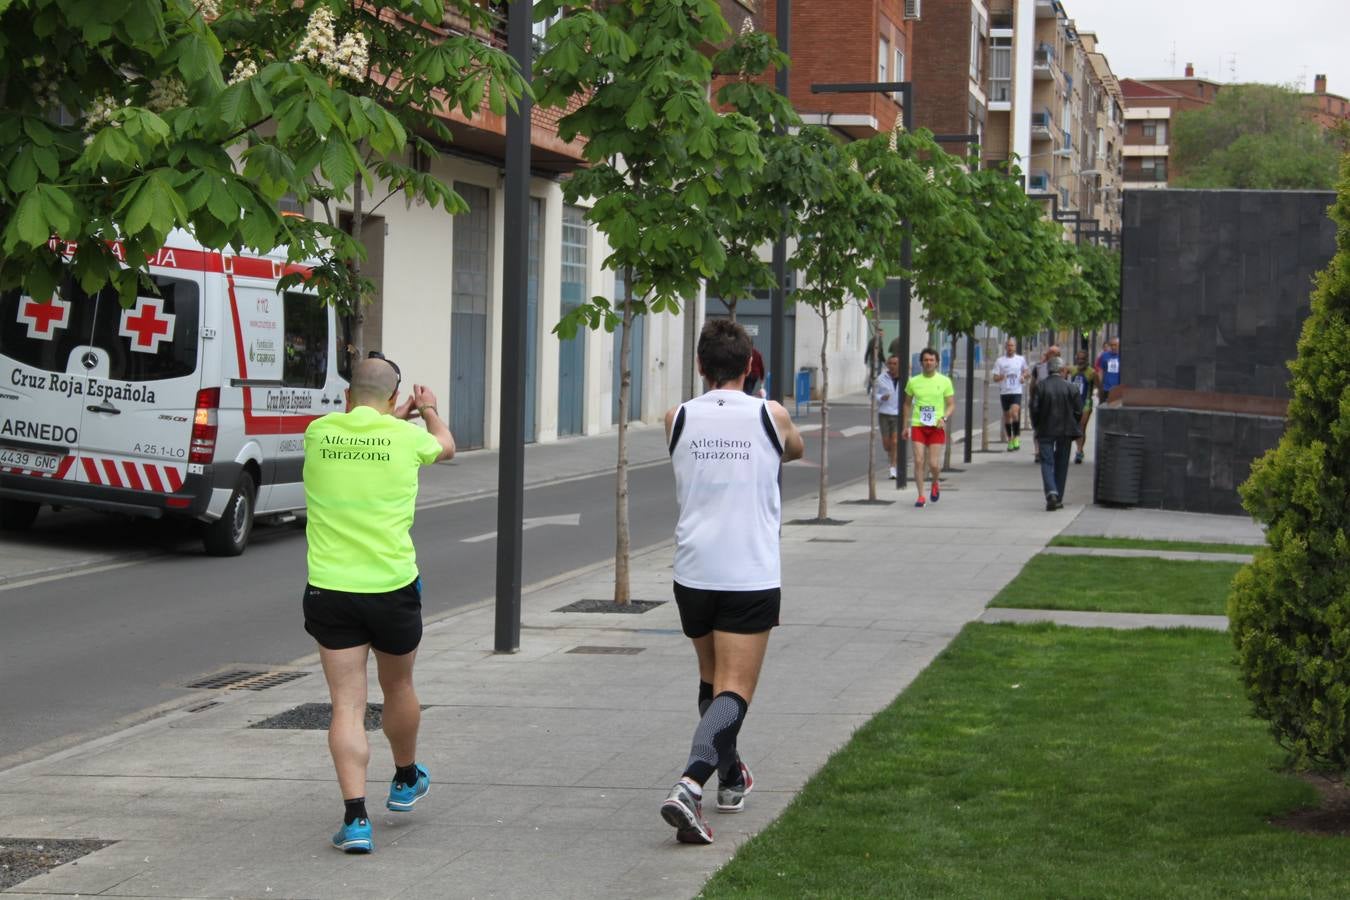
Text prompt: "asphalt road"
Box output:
[[0, 395, 990, 767]]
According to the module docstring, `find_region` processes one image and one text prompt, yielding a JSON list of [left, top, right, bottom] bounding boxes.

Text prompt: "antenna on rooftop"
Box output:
[[1228, 52, 1237, 82], [1166, 41, 1177, 75]]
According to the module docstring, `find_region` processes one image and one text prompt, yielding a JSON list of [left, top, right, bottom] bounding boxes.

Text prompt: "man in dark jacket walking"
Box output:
[[1030, 356, 1083, 511]]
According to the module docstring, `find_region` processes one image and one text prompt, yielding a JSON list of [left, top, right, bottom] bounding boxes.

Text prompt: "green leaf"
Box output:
[[7, 146, 38, 193], [320, 139, 355, 188], [9, 190, 51, 249]]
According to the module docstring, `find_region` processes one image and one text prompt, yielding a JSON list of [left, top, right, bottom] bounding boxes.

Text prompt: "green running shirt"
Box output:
[[905, 372, 955, 427], [303, 406, 443, 593]]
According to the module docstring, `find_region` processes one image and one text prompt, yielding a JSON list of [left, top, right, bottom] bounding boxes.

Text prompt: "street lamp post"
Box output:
[[493, 0, 532, 654]]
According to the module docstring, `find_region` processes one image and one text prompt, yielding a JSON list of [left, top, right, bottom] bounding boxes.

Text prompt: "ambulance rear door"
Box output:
[[0, 284, 89, 485], [73, 266, 204, 504]]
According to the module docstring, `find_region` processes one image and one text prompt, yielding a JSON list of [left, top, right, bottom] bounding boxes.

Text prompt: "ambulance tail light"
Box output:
[[190, 388, 220, 464]]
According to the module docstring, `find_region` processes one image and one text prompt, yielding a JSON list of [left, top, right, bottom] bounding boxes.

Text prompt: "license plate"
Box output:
[[0, 446, 63, 473]]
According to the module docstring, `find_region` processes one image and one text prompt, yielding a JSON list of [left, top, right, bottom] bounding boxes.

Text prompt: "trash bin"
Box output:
[[1096, 432, 1145, 505]]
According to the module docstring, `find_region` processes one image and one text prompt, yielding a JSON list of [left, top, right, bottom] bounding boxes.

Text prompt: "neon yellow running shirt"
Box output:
[[303, 406, 442, 593], [905, 373, 955, 427]]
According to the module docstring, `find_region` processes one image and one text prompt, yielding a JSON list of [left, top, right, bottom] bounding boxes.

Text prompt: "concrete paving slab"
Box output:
[[981, 607, 1229, 631], [1041, 545, 1255, 563]]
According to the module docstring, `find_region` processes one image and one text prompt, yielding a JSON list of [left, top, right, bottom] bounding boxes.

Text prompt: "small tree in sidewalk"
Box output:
[[789, 129, 896, 521], [1229, 156, 1350, 768], [533, 0, 764, 604]]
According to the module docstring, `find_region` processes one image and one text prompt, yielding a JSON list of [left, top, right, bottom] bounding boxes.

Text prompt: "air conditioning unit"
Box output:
[[903, 0, 921, 20]]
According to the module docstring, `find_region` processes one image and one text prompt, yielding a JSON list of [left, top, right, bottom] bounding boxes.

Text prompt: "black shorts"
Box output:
[[1000, 393, 1022, 411], [673, 582, 780, 638], [303, 578, 423, 655]]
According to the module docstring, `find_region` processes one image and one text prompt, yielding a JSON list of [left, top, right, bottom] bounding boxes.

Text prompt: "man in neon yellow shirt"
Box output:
[[302, 354, 455, 853], [902, 347, 956, 508]]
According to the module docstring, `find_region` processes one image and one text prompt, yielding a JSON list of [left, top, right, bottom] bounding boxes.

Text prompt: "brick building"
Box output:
[[908, 0, 988, 146], [1304, 74, 1350, 132], [1119, 65, 1221, 190]]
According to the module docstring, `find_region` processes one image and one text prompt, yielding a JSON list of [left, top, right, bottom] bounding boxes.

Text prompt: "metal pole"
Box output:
[[895, 84, 912, 490], [963, 331, 975, 463], [494, 0, 532, 654], [770, 0, 790, 405]]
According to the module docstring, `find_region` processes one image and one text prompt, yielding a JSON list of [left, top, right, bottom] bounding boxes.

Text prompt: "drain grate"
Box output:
[[185, 669, 308, 691], [186, 701, 221, 713], [567, 646, 645, 655], [808, 537, 857, 543]]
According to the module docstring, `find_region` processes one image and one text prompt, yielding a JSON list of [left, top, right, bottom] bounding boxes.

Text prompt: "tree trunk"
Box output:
[[981, 333, 991, 452], [943, 332, 957, 471], [349, 166, 366, 359], [816, 309, 830, 521], [612, 270, 635, 605]]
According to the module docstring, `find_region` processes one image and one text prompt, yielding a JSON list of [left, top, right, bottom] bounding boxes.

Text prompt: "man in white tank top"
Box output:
[[659, 319, 804, 845]]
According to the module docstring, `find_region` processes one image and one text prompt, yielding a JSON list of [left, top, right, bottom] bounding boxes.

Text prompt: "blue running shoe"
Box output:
[[332, 818, 373, 853], [386, 764, 430, 812]]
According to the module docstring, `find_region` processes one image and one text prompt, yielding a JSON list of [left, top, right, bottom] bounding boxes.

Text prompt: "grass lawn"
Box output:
[[1049, 535, 1260, 556], [988, 554, 1242, 615], [703, 625, 1343, 899]]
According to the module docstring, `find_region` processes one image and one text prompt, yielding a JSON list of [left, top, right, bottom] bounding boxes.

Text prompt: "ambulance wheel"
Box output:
[[203, 471, 255, 557], [0, 499, 40, 531]]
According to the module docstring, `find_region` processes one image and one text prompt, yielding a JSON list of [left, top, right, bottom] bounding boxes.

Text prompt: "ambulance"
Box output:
[[0, 229, 350, 555]]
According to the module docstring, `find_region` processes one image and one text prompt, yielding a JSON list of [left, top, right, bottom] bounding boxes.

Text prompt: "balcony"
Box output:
[[988, 77, 1012, 104], [1031, 110, 1053, 142], [1033, 45, 1056, 81], [1028, 171, 1051, 192]]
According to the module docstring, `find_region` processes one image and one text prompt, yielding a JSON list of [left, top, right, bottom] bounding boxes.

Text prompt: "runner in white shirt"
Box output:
[[659, 319, 804, 845], [874, 355, 902, 478], [991, 338, 1029, 451]]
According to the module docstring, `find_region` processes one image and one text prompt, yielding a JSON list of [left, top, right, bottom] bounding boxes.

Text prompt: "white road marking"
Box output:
[[462, 513, 582, 543]]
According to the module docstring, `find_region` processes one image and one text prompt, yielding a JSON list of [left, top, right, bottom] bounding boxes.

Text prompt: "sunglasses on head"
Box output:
[[367, 351, 401, 395]]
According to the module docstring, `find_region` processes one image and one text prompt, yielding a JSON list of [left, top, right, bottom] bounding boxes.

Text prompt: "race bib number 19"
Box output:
[[920, 405, 937, 426]]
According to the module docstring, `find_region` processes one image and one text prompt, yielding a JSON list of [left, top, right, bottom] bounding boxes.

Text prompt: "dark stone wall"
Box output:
[[1121, 189, 1336, 398], [1095, 407, 1286, 515]]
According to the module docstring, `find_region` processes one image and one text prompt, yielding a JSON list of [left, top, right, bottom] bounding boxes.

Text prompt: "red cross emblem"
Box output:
[[119, 297, 176, 353], [17, 296, 71, 340]]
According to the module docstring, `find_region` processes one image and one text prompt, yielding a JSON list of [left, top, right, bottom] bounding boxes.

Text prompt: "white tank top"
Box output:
[[670, 390, 784, 591]]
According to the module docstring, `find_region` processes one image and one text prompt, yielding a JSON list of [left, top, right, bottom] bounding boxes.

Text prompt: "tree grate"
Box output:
[[567, 646, 645, 655], [554, 598, 664, 614], [0, 839, 114, 891], [184, 669, 308, 691], [250, 703, 431, 731]]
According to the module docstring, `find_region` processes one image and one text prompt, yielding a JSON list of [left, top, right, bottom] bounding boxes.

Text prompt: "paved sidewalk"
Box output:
[[0, 429, 1265, 899]]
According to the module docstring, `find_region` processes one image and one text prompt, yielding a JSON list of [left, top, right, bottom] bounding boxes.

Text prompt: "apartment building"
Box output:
[[982, 1, 1123, 242], [909, 0, 989, 148], [1118, 66, 1220, 190]]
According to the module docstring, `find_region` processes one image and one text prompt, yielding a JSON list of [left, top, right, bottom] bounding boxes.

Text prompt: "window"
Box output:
[[879, 36, 890, 84], [1141, 158, 1168, 182], [989, 39, 1012, 102], [533, 10, 561, 48], [282, 292, 328, 388], [1154, 121, 1168, 145], [1, 276, 199, 381], [895, 46, 905, 84], [969, 10, 983, 82]]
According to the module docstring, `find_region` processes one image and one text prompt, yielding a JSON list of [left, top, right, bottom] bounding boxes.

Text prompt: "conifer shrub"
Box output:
[[1229, 156, 1350, 768]]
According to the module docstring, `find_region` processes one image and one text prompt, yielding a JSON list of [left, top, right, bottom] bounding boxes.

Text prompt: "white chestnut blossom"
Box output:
[[147, 76, 188, 112], [330, 31, 369, 79], [84, 93, 129, 132], [195, 0, 220, 19], [293, 7, 338, 67], [229, 58, 259, 85], [292, 7, 368, 81]]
